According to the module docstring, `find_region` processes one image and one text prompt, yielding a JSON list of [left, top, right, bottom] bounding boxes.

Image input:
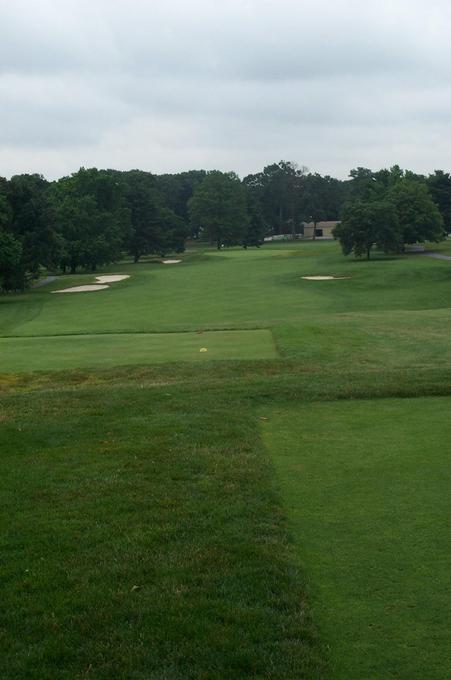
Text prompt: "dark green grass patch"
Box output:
[[0, 329, 277, 373], [263, 397, 451, 679], [0, 383, 325, 679]]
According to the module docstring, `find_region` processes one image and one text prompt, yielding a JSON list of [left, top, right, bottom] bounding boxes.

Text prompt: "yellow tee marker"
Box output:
[[199, 347, 208, 352]]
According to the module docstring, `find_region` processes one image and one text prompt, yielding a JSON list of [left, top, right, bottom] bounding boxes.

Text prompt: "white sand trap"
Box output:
[[95, 274, 130, 283], [52, 285, 109, 293], [162, 259, 181, 264], [52, 273, 130, 293], [302, 275, 350, 281]]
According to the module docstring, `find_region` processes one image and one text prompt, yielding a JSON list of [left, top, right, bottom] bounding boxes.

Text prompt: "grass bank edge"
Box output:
[[2, 363, 451, 401]]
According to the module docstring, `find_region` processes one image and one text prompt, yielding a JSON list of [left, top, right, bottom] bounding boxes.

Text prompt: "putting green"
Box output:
[[0, 329, 277, 373]]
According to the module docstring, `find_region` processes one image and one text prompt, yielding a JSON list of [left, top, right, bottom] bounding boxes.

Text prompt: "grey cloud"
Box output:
[[1, 0, 451, 179], [0, 74, 131, 147]]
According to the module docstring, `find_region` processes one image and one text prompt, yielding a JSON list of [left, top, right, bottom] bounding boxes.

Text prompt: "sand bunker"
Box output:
[[302, 275, 350, 281], [162, 259, 181, 264], [52, 273, 130, 294], [95, 274, 130, 283], [53, 285, 109, 294]]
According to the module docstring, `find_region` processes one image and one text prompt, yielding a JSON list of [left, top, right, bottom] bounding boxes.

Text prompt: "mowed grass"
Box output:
[[0, 330, 276, 372], [3, 242, 451, 374], [273, 306, 451, 370], [2, 241, 451, 677], [0, 382, 323, 679], [263, 397, 451, 679], [2, 243, 451, 339]]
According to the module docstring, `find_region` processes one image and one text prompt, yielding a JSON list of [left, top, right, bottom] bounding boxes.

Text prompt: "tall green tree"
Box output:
[[0, 229, 23, 291], [188, 171, 249, 249], [156, 170, 207, 235], [244, 161, 305, 236], [52, 168, 128, 272], [0, 185, 24, 291], [243, 189, 265, 247], [0, 189, 12, 232], [299, 175, 326, 240], [333, 200, 402, 259], [123, 171, 189, 261], [300, 173, 345, 223], [123, 171, 163, 262], [7, 174, 62, 274], [158, 208, 189, 254], [338, 169, 445, 260], [427, 170, 451, 234], [347, 167, 382, 202], [388, 179, 444, 244]]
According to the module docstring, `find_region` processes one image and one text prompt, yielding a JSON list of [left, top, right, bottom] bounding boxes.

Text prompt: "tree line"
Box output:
[[0, 168, 192, 291], [1, 161, 450, 290], [333, 166, 447, 259]]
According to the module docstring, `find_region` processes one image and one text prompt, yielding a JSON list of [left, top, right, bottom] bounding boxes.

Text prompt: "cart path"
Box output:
[[32, 276, 57, 288], [422, 252, 451, 261]]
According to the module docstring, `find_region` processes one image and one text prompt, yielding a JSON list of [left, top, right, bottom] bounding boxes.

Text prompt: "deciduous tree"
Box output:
[[388, 179, 444, 244], [427, 170, 451, 234], [333, 200, 402, 259], [188, 171, 249, 248]]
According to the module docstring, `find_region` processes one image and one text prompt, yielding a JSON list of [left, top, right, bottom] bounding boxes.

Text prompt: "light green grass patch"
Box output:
[[273, 307, 451, 369], [0, 329, 277, 372], [263, 397, 451, 679], [4, 242, 451, 339]]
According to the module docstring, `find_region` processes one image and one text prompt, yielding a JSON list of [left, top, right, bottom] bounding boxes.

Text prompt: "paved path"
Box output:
[[421, 252, 451, 261], [31, 276, 57, 288]]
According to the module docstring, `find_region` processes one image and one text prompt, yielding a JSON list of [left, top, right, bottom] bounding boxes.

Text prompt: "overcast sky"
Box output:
[[1, 0, 451, 180]]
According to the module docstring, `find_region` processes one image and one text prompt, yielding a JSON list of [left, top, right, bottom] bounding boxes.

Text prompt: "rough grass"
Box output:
[[0, 382, 324, 679]]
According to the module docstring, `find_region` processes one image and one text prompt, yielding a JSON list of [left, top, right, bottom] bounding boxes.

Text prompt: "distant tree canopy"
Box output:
[[0, 174, 56, 289], [243, 162, 347, 238], [0, 167, 195, 289], [426, 170, 451, 234], [0, 229, 23, 292], [243, 161, 304, 236], [188, 171, 249, 249], [156, 170, 207, 236], [122, 170, 188, 262], [334, 167, 445, 259], [51, 168, 128, 273], [0, 161, 450, 289]]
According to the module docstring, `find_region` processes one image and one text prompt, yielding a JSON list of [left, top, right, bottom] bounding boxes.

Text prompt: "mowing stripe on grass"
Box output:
[[0, 329, 278, 372], [0, 382, 325, 679], [263, 397, 451, 679]]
